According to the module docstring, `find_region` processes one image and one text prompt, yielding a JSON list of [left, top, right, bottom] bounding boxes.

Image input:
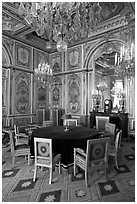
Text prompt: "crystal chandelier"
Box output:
[[18, 2, 102, 52], [96, 82, 108, 94], [34, 61, 53, 84], [114, 19, 135, 79]]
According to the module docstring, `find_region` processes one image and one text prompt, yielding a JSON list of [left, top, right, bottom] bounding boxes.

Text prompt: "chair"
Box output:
[[33, 137, 61, 184], [107, 130, 122, 169], [42, 120, 53, 127], [14, 124, 29, 145], [96, 116, 109, 132], [74, 138, 109, 187], [9, 130, 30, 166], [128, 118, 135, 141], [101, 123, 116, 144], [64, 119, 77, 127]]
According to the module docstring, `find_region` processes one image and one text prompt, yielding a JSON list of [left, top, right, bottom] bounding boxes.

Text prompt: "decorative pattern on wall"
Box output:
[[50, 53, 62, 73], [37, 85, 47, 109], [14, 117, 31, 127], [67, 74, 81, 113], [15, 43, 31, 68], [15, 72, 30, 114], [67, 46, 82, 70], [3, 37, 14, 63], [52, 77, 62, 108], [33, 49, 49, 70]]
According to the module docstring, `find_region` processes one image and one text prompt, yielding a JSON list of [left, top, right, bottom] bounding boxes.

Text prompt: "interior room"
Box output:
[[2, 2, 135, 202]]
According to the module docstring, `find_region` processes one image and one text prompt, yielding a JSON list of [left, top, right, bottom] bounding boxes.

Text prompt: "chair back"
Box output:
[[9, 131, 16, 152], [115, 130, 122, 152], [34, 137, 52, 168], [96, 116, 109, 131], [105, 122, 116, 135], [43, 120, 53, 127], [86, 137, 110, 166], [64, 119, 77, 127]]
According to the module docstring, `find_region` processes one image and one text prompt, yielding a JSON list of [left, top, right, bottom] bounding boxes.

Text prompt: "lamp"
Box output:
[[18, 2, 102, 52], [34, 60, 53, 85]]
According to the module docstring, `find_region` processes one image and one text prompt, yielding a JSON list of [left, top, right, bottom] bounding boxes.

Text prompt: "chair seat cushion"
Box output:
[[37, 154, 61, 165], [15, 144, 30, 150]]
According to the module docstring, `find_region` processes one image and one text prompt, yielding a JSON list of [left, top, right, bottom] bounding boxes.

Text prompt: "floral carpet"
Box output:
[[2, 140, 135, 202]]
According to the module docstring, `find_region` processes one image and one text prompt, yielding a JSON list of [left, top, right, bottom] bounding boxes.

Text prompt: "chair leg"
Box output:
[[33, 165, 37, 182], [85, 171, 88, 187], [59, 161, 61, 174], [115, 155, 118, 169], [12, 156, 15, 165], [105, 165, 108, 181], [28, 154, 30, 166], [74, 162, 76, 176], [49, 168, 52, 184]]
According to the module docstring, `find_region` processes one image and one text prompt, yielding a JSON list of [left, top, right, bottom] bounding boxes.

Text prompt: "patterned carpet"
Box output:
[[2, 139, 135, 202]]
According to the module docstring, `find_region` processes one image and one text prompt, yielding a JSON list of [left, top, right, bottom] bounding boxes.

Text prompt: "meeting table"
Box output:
[[30, 126, 100, 168]]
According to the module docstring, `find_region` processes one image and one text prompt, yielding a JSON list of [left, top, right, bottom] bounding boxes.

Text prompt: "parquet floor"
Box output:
[[2, 139, 135, 202]]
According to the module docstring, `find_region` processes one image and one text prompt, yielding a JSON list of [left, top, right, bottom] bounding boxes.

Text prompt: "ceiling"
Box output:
[[2, 2, 135, 75]]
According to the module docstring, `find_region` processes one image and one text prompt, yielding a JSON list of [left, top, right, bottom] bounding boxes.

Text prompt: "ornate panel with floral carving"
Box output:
[[15, 43, 31, 68], [67, 46, 82, 70], [67, 74, 82, 114], [50, 53, 62, 73], [15, 72, 30, 114]]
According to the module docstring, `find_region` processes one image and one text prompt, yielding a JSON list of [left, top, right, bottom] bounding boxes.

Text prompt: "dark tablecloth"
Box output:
[[30, 126, 99, 167]]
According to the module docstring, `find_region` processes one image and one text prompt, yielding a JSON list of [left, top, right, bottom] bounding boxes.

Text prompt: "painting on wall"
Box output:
[[50, 53, 62, 73], [15, 72, 30, 114], [67, 74, 81, 114], [15, 43, 31, 68], [67, 46, 82, 70]]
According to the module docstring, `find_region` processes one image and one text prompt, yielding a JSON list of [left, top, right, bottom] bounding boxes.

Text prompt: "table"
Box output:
[[30, 126, 99, 167]]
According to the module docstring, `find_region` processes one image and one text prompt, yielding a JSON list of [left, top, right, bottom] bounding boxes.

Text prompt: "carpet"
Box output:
[[13, 178, 36, 192], [98, 180, 120, 196], [2, 169, 20, 178], [114, 165, 131, 174], [124, 154, 135, 160], [71, 172, 85, 182], [38, 190, 61, 202]]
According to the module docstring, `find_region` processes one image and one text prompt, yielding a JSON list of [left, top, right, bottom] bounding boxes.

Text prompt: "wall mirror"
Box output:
[[93, 41, 126, 112]]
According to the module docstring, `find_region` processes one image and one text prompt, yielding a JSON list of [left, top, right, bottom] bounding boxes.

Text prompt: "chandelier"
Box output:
[[34, 61, 53, 85], [114, 19, 135, 79], [96, 82, 108, 94], [18, 2, 102, 52]]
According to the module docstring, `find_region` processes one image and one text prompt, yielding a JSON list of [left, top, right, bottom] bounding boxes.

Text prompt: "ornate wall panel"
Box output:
[[14, 71, 31, 114], [67, 46, 82, 71], [50, 52, 62, 73], [66, 73, 82, 114], [52, 76, 62, 108], [13, 117, 31, 126], [15, 42, 31, 69], [2, 37, 14, 64], [33, 49, 49, 70], [36, 85, 48, 109]]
